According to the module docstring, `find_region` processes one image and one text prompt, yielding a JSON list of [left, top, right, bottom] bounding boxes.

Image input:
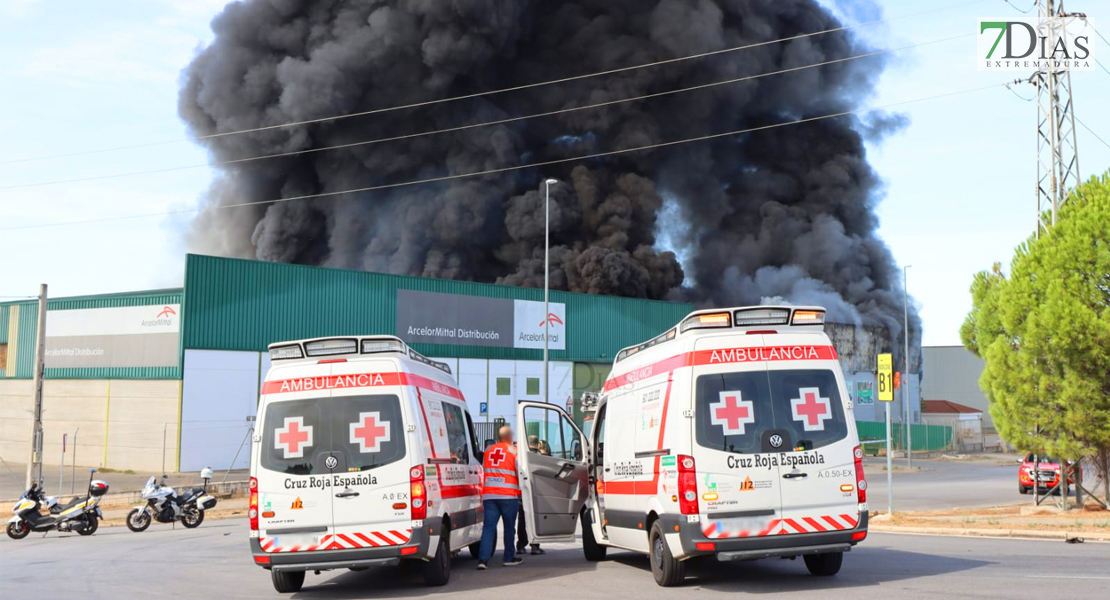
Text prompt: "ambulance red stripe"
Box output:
[[371, 531, 397, 545], [803, 517, 827, 531], [261, 372, 464, 400], [354, 532, 378, 547], [822, 515, 843, 529], [603, 345, 837, 392]]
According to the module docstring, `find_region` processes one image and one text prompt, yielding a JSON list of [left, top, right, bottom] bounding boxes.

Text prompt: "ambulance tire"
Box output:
[[271, 570, 305, 593], [649, 521, 685, 587], [803, 551, 843, 576], [422, 535, 451, 587], [581, 509, 607, 561]]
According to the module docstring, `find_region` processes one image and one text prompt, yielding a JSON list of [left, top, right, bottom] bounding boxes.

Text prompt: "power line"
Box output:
[[0, 33, 972, 191], [1076, 116, 1110, 151], [0, 0, 991, 166], [0, 82, 1005, 233]]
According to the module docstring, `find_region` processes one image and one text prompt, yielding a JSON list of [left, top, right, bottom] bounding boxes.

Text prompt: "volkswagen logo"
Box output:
[[325, 456, 338, 469], [769, 434, 784, 448]]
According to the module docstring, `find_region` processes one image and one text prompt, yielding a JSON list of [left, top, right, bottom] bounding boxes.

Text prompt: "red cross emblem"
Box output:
[[709, 392, 755, 436], [350, 412, 391, 453], [274, 417, 313, 459], [486, 446, 507, 467], [791, 387, 831, 431]]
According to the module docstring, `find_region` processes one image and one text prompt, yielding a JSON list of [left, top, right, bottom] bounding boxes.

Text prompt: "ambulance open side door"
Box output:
[[516, 401, 589, 543]]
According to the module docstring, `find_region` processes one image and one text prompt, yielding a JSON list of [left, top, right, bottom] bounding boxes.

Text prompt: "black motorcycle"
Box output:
[[7, 470, 108, 539]]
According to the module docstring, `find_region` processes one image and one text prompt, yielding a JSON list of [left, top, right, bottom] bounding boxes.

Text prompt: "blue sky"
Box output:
[[1, 0, 1107, 345]]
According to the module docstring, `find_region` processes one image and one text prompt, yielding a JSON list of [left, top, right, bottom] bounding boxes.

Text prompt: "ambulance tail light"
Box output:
[[853, 446, 867, 504], [410, 466, 427, 520], [677, 455, 699, 515], [249, 476, 259, 531], [791, 309, 826, 326], [679, 312, 731, 333]]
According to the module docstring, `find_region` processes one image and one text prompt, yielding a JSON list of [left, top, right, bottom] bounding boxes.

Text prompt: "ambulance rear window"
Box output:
[[695, 372, 776, 454], [769, 370, 848, 451], [695, 369, 847, 453], [261, 395, 406, 475]]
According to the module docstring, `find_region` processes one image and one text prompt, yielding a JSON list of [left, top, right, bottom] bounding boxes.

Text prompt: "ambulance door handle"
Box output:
[[335, 490, 360, 498], [782, 472, 808, 480]]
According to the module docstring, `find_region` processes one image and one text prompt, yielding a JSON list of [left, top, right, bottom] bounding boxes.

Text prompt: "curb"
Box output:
[[870, 524, 1110, 541]]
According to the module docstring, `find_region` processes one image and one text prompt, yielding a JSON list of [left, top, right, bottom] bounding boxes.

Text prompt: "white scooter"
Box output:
[[7, 471, 108, 539], [126, 475, 216, 532]]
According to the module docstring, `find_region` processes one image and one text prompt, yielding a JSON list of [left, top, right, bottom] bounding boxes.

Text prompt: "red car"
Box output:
[[1018, 454, 1072, 494]]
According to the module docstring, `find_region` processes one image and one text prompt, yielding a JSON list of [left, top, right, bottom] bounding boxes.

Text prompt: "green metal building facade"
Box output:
[[181, 254, 692, 363], [1, 255, 693, 378]]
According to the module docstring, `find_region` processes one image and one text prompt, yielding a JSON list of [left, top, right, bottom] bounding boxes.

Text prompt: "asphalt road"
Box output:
[[862, 457, 1022, 512], [2, 521, 1107, 600]]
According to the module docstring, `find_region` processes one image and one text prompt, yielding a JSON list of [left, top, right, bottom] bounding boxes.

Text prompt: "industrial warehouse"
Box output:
[[1, 254, 925, 474]]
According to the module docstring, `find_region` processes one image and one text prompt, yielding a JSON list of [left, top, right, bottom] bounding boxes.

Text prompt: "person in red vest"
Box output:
[[477, 425, 524, 569]]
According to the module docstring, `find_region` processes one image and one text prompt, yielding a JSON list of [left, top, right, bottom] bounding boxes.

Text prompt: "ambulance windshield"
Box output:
[[695, 369, 847, 454], [261, 394, 406, 475]]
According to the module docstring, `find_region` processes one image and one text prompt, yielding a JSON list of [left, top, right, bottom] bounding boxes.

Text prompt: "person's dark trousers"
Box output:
[[517, 500, 528, 551], [478, 498, 518, 563]]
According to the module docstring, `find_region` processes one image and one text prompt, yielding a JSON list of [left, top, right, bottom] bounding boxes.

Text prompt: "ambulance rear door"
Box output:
[[516, 401, 589, 543], [328, 359, 415, 551], [690, 335, 784, 541], [766, 332, 860, 536], [255, 363, 337, 554]]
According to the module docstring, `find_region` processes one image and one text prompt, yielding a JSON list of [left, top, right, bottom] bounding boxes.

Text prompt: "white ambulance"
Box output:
[[513, 306, 868, 587], [248, 336, 485, 593]]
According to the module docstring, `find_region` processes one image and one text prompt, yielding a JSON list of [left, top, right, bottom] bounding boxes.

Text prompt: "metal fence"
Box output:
[[856, 420, 953, 454]]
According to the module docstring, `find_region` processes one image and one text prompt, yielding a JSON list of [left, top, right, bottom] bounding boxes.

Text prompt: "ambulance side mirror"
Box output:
[[483, 439, 495, 450]]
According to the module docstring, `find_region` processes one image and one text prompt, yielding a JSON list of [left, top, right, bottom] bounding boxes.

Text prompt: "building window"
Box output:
[[496, 377, 511, 396], [526, 377, 540, 396]]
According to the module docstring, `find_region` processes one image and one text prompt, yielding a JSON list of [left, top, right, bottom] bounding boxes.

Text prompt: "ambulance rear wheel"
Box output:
[[649, 521, 685, 587], [581, 509, 607, 561], [422, 535, 451, 586], [803, 551, 843, 576], [271, 570, 305, 593]]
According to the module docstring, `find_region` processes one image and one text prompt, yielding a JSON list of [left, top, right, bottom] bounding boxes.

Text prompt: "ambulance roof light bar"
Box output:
[[305, 338, 359, 357], [790, 308, 826, 326], [269, 344, 304, 361], [733, 307, 790, 327], [678, 312, 731, 333]]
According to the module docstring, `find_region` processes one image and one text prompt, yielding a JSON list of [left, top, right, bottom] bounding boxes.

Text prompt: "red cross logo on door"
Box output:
[[350, 412, 391, 453], [709, 391, 756, 436], [790, 387, 831, 431], [486, 446, 506, 467], [274, 417, 313, 459]]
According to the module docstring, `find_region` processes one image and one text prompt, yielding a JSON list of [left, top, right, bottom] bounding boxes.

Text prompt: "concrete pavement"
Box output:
[[863, 456, 1020, 512], [1, 522, 1107, 600]]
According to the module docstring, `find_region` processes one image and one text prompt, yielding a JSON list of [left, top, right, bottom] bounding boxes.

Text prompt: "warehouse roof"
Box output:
[[921, 399, 982, 414]]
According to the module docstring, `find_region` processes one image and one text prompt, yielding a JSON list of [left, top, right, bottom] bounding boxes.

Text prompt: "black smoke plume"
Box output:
[[180, 0, 921, 367]]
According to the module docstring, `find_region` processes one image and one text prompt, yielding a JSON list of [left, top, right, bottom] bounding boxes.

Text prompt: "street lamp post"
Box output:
[[543, 178, 558, 404], [903, 265, 912, 468]]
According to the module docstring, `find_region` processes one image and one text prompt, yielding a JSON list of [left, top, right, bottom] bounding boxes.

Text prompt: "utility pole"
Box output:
[[24, 283, 47, 490], [542, 178, 557, 405], [903, 266, 912, 468], [1033, 0, 1082, 236]]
